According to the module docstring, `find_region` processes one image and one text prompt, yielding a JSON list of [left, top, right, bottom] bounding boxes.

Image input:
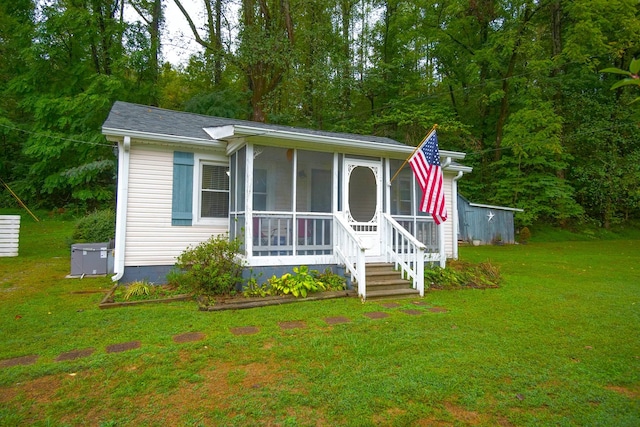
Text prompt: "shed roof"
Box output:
[[458, 194, 523, 212]]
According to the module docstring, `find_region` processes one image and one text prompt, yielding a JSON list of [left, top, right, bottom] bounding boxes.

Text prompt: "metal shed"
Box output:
[[457, 195, 523, 245]]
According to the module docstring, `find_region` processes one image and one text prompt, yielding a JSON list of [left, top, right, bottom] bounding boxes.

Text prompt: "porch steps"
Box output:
[[364, 263, 419, 300]]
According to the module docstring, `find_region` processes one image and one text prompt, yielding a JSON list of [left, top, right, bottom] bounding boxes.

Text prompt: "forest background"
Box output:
[[1, 0, 639, 229]]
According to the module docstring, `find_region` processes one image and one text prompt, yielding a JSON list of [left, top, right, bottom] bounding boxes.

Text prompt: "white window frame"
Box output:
[[192, 153, 229, 226]]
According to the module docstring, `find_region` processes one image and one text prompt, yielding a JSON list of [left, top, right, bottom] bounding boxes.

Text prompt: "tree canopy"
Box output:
[[1, 0, 638, 227]]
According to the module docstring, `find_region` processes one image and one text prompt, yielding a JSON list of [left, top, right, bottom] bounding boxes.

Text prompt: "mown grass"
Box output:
[[1, 212, 639, 426]]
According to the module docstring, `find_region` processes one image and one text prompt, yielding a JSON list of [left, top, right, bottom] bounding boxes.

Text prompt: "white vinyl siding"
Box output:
[[443, 172, 455, 258], [125, 145, 228, 267]]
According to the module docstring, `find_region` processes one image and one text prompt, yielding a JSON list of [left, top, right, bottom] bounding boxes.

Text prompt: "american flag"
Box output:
[[409, 130, 447, 224]]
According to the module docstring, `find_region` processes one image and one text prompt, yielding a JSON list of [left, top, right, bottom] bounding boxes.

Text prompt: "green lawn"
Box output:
[[1, 214, 639, 426]]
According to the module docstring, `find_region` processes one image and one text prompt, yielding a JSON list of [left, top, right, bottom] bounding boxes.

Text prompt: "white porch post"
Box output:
[[438, 222, 446, 268], [245, 144, 254, 259]]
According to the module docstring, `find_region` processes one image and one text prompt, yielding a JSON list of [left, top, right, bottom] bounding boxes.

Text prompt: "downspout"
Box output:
[[111, 136, 131, 282], [438, 157, 452, 268], [452, 171, 464, 260]]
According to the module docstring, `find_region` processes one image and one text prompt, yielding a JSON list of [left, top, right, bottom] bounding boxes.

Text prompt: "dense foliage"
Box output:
[[173, 235, 243, 296], [71, 209, 115, 243], [1, 0, 638, 228]]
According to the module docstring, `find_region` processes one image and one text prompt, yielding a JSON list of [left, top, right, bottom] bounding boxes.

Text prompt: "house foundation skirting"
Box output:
[[119, 263, 349, 289]]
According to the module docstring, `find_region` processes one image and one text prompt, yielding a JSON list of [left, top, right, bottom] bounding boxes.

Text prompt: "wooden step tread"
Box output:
[[365, 288, 420, 300]]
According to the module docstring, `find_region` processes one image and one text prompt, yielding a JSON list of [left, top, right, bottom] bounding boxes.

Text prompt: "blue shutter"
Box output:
[[172, 151, 194, 226]]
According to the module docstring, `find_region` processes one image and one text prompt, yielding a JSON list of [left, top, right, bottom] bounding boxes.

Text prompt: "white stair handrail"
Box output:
[[382, 213, 426, 296], [334, 213, 367, 299]]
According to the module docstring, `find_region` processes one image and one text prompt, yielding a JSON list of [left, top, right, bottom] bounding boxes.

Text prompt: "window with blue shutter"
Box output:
[[172, 151, 194, 226]]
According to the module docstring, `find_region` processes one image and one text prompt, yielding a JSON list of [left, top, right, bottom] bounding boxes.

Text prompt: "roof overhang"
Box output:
[[204, 125, 468, 161], [102, 127, 227, 151]]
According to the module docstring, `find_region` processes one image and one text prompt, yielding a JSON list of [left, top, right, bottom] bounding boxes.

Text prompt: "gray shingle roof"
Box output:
[[103, 101, 405, 147]]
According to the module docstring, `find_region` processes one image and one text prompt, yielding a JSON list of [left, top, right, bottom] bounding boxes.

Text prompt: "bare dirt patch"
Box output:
[[172, 332, 206, 343], [230, 326, 260, 335], [0, 374, 62, 405], [279, 321, 307, 330], [105, 340, 140, 353], [363, 311, 389, 319], [55, 348, 95, 362], [444, 402, 483, 425], [606, 385, 640, 399], [0, 354, 38, 368], [324, 316, 351, 325]]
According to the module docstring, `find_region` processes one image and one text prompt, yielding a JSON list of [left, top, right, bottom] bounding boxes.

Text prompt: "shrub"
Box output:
[[268, 266, 326, 298], [174, 235, 243, 296], [311, 267, 347, 291], [424, 260, 502, 290], [72, 209, 115, 243], [519, 227, 531, 243]]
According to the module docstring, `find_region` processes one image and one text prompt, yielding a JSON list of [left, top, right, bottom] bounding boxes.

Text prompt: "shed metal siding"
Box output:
[[125, 145, 228, 267], [457, 195, 517, 244]]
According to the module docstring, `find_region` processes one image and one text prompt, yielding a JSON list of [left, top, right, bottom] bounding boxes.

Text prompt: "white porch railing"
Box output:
[[382, 213, 426, 296], [334, 213, 367, 299]]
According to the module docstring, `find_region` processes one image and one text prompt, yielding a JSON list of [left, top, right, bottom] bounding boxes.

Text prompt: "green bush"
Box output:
[[72, 209, 115, 243], [311, 267, 346, 291], [174, 235, 243, 296], [424, 260, 502, 290]]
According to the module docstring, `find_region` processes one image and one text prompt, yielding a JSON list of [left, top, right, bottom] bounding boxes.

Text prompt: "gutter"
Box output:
[[229, 125, 468, 160], [111, 136, 130, 282]]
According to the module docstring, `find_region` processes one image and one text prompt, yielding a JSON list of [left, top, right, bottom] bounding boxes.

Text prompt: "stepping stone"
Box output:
[[428, 307, 448, 313], [401, 309, 423, 316], [412, 301, 429, 306], [279, 321, 306, 330], [106, 341, 141, 353], [0, 355, 38, 368], [173, 332, 205, 343], [363, 311, 389, 319], [381, 302, 400, 308], [230, 326, 260, 336], [324, 316, 351, 325], [56, 348, 95, 362]]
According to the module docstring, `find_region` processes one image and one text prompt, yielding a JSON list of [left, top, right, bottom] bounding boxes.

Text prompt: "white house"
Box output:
[[102, 101, 472, 299]]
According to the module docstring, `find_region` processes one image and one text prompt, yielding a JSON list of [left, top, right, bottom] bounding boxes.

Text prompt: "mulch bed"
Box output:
[[199, 290, 356, 311]]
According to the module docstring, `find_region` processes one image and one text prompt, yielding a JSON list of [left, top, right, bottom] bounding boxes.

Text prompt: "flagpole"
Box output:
[[389, 123, 438, 185]]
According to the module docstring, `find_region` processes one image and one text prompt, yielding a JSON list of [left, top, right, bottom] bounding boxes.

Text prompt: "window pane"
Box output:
[[201, 163, 229, 218], [202, 164, 229, 190], [201, 191, 229, 217]]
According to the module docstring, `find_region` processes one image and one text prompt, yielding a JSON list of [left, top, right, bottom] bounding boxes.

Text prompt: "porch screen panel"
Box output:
[[296, 150, 332, 212], [253, 146, 292, 211], [237, 147, 246, 212], [390, 159, 412, 215]]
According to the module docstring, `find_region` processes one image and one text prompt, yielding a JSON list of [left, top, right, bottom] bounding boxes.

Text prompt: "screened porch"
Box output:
[[227, 144, 439, 263]]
